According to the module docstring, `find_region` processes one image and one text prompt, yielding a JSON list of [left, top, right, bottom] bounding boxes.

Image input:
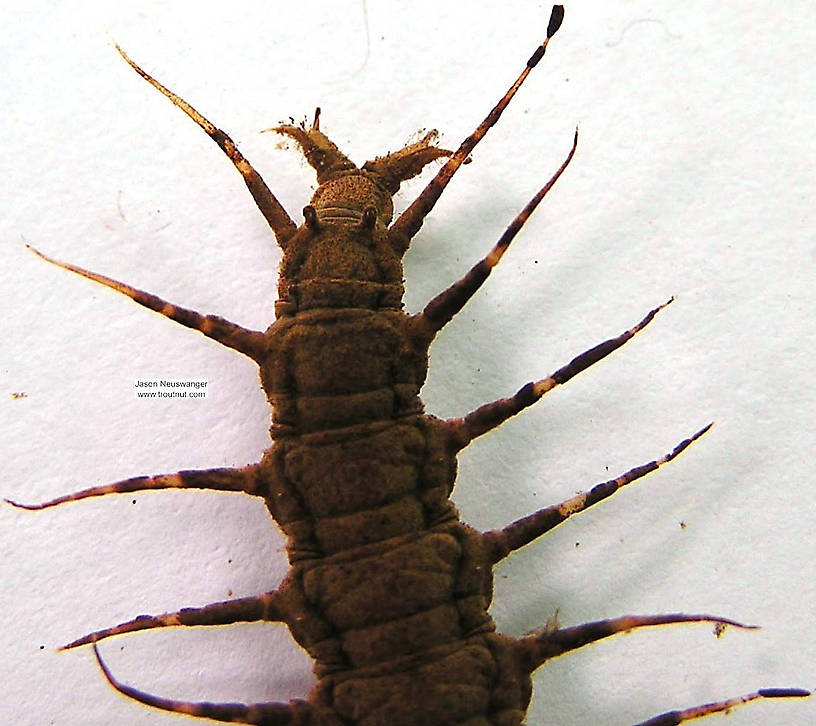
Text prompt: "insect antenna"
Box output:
[[388, 5, 565, 249], [113, 43, 297, 246], [633, 688, 811, 726]]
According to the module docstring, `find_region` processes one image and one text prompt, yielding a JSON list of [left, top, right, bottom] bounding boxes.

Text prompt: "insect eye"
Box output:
[[303, 205, 319, 229], [360, 206, 377, 230]]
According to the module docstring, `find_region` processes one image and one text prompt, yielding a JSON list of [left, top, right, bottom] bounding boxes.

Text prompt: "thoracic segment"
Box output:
[[12, 4, 810, 725]]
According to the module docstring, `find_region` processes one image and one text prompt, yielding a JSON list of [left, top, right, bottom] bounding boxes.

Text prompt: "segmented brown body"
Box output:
[[252, 130, 531, 724], [9, 6, 809, 725]]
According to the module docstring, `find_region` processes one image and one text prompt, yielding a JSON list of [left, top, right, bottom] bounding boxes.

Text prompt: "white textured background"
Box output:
[[2, 1, 814, 724]]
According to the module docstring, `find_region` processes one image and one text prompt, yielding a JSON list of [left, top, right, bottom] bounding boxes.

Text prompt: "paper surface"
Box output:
[[2, 2, 814, 724]]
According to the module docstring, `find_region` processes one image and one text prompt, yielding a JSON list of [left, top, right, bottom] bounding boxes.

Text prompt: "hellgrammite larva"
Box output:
[[8, 6, 810, 725]]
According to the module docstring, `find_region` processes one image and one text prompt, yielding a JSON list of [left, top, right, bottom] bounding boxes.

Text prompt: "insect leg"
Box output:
[[5, 465, 261, 510], [483, 425, 711, 563], [93, 644, 314, 725], [415, 129, 577, 335], [60, 591, 284, 650], [26, 245, 267, 361], [445, 299, 671, 449], [633, 688, 810, 726], [114, 44, 297, 247], [518, 618, 809, 723], [387, 5, 565, 251], [517, 613, 757, 672]]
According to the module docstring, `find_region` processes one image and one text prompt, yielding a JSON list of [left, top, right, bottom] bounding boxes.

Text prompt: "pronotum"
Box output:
[[4, 1, 808, 726]]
